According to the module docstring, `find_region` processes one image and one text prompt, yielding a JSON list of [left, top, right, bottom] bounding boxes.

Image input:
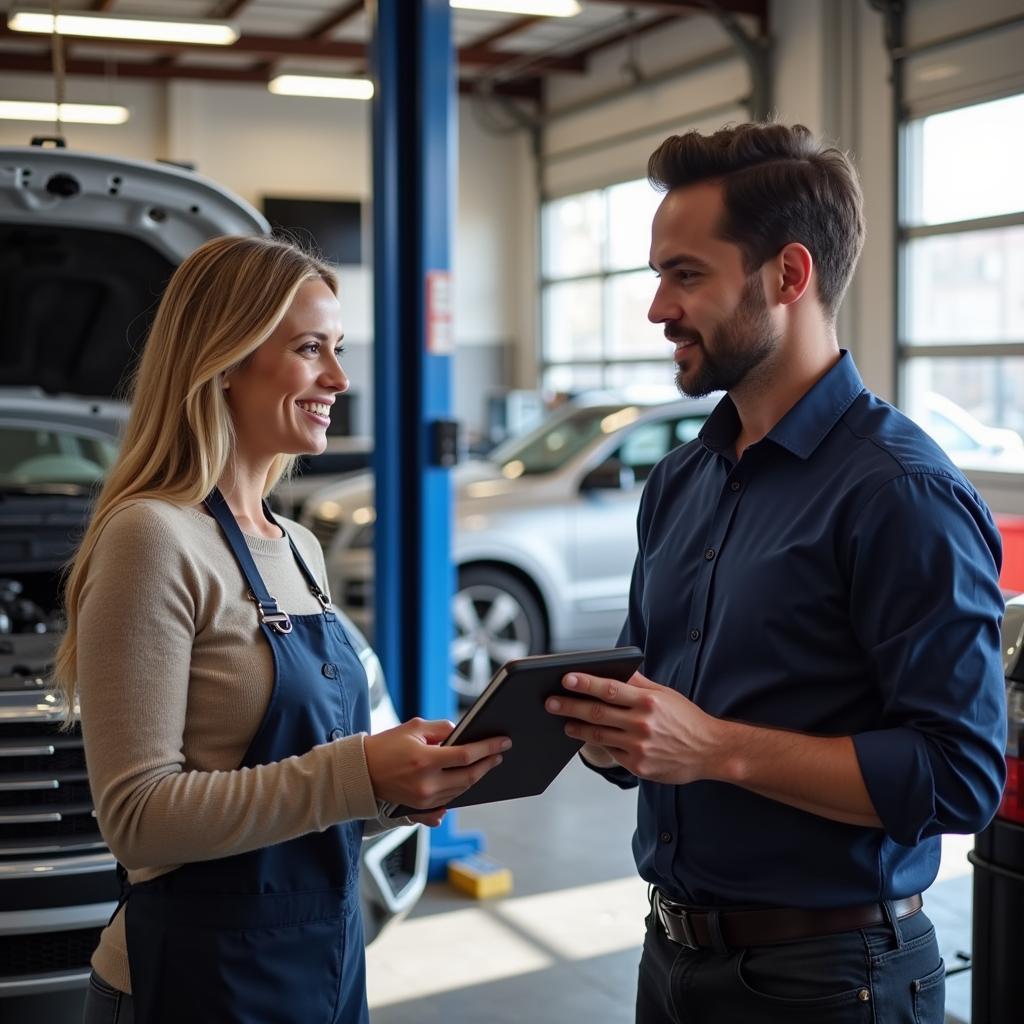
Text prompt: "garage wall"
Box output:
[[0, 74, 528, 439], [541, 14, 750, 199]]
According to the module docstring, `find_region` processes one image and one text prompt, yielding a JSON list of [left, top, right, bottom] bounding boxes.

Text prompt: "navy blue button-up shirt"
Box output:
[[598, 351, 1007, 908]]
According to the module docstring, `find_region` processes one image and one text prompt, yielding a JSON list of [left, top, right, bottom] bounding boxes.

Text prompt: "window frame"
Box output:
[[539, 180, 663, 391], [896, 93, 1024, 477]]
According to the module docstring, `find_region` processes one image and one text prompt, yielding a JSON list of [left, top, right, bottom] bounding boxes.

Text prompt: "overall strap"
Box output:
[[262, 499, 331, 613], [204, 488, 295, 634]]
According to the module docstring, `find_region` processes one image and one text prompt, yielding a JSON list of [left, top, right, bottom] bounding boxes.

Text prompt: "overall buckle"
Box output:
[[247, 589, 293, 635], [655, 891, 699, 950]]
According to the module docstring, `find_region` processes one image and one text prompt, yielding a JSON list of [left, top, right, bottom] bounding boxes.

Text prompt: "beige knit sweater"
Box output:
[[77, 499, 383, 993]]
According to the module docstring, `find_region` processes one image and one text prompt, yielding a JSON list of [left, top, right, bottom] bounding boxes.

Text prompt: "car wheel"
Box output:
[[451, 567, 547, 704]]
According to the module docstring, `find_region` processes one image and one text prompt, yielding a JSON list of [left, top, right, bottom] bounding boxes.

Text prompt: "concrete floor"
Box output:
[[366, 757, 979, 1024]]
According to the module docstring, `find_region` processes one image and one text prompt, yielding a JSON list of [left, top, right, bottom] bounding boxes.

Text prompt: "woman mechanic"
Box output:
[[54, 235, 509, 1024]]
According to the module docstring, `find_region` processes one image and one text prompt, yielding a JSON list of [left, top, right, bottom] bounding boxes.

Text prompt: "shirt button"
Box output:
[[689, 629, 700, 641], [730, 480, 741, 492], [704, 548, 716, 560], [329, 727, 345, 741], [660, 831, 672, 844], [322, 662, 338, 679]]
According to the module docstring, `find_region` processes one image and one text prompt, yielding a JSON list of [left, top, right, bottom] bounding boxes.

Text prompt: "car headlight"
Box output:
[[360, 646, 387, 710], [311, 513, 344, 550]]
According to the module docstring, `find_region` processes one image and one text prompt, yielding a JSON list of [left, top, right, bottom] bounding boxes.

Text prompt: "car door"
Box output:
[[566, 413, 707, 646]]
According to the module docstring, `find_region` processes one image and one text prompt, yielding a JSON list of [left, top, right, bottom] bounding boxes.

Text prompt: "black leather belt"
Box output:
[[653, 890, 924, 949]]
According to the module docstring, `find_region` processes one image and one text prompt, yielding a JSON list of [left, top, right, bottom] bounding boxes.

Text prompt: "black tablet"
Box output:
[[382, 646, 643, 818]]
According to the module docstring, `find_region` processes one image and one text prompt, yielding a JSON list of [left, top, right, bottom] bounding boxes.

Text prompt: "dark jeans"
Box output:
[[637, 903, 945, 1023], [82, 972, 134, 1024]]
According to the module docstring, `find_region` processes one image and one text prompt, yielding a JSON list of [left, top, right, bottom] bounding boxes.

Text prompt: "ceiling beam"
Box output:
[[469, 15, 542, 50], [586, 0, 766, 15], [0, 52, 271, 83], [564, 12, 680, 63], [156, 1, 254, 72], [216, 0, 255, 16], [308, 1, 364, 41], [0, 50, 541, 98], [0, 27, 365, 60], [255, 1, 365, 83], [0, 27, 586, 71]]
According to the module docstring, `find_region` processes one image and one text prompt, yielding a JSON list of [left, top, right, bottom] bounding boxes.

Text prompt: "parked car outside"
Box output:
[[914, 391, 1024, 473], [0, 144, 424, 1011], [301, 392, 718, 702]]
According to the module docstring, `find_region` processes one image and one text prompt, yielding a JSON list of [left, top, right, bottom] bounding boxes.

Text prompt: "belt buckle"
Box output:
[[656, 892, 698, 950]]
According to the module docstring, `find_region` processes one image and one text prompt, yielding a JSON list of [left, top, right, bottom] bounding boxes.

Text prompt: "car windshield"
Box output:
[[0, 423, 119, 489], [490, 405, 631, 476]]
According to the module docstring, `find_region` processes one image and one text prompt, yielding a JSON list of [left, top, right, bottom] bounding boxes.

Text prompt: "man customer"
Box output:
[[546, 122, 1006, 1023]]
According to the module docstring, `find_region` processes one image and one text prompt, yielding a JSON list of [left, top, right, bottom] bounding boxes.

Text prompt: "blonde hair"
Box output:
[[53, 234, 337, 722]]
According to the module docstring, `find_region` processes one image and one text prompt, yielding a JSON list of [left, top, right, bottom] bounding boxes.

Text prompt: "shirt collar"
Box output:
[[699, 350, 866, 461]]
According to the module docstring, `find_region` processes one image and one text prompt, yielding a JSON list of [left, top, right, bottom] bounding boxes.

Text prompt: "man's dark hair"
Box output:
[[648, 122, 865, 320]]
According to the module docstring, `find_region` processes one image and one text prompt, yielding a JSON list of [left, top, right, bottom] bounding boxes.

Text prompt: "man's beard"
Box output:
[[671, 274, 780, 398]]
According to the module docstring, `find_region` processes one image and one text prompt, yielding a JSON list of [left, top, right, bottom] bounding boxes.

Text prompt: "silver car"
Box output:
[[301, 394, 717, 702]]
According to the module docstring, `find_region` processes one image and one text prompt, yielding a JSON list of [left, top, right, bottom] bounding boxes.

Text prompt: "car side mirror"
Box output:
[[580, 458, 635, 492]]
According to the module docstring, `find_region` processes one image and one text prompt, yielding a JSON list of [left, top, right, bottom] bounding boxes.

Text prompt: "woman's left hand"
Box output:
[[407, 809, 447, 827]]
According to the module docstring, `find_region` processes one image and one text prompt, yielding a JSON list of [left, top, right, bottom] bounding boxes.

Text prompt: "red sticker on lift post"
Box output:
[[426, 270, 453, 355]]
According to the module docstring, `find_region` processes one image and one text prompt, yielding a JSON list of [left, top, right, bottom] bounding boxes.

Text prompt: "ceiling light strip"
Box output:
[[268, 75, 374, 100], [450, 0, 581, 16], [0, 100, 129, 124], [8, 9, 239, 46]]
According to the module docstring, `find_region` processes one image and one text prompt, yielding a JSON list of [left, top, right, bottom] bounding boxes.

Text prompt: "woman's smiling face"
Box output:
[[223, 277, 348, 462]]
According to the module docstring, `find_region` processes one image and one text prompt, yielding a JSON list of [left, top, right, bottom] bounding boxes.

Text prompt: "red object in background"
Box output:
[[999, 755, 1023, 824], [996, 516, 1024, 594], [1000, 681, 1024, 824]]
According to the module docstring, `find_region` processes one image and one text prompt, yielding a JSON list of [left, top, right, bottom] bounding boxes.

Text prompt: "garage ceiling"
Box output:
[[0, 0, 767, 101]]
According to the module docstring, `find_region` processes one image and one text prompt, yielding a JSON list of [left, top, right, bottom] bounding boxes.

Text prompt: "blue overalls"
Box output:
[[121, 488, 372, 1023]]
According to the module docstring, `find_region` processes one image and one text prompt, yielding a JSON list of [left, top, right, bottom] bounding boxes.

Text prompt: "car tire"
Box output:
[[451, 567, 547, 705]]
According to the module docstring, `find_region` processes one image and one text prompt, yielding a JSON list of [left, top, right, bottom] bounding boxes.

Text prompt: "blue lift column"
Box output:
[[369, 0, 482, 879]]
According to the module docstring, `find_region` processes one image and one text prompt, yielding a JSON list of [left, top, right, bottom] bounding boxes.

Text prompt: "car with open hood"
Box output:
[[0, 141, 425, 1013]]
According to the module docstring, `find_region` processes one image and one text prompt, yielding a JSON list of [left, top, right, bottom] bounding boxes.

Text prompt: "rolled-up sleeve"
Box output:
[[848, 472, 1007, 846]]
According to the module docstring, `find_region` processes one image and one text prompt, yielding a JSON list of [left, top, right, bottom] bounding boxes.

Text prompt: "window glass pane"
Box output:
[[904, 225, 1024, 343], [607, 179, 662, 271], [542, 191, 605, 277], [494, 405, 622, 476], [607, 270, 667, 358], [543, 279, 603, 361], [617, 421, 671, 478], [0, 426, 117, 486], [542, 364, 604, 395], [603, 362, 677, 391], [908, 93, 1024, 226], [674, 416, 706, 445], [902, 356, 1024, 472]]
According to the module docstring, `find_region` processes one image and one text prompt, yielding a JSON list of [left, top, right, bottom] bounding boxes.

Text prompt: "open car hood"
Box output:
[[0, 145, 269, 398]]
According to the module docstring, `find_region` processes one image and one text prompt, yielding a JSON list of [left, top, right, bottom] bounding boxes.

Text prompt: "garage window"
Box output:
[[541, 179, 667, 394], [899, 92, 1024, 473]]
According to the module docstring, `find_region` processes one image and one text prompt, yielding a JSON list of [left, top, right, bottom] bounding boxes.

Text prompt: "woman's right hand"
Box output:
[[363, 718, 511, 810]]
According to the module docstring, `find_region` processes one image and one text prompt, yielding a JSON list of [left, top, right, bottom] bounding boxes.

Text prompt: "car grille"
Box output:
[[343, 579, 372, 610], [311, 515, 341, 549], [0, 722, 107, 859], [380, 832, 418, 898], [0, 926, 102, 978]]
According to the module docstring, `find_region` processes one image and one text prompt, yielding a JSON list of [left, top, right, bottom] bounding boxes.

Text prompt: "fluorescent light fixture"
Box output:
[[268, 75, 374, 101], [7, 8, 238, 45], [0, 100, 129, 125], [450, 0, 581, 15]]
